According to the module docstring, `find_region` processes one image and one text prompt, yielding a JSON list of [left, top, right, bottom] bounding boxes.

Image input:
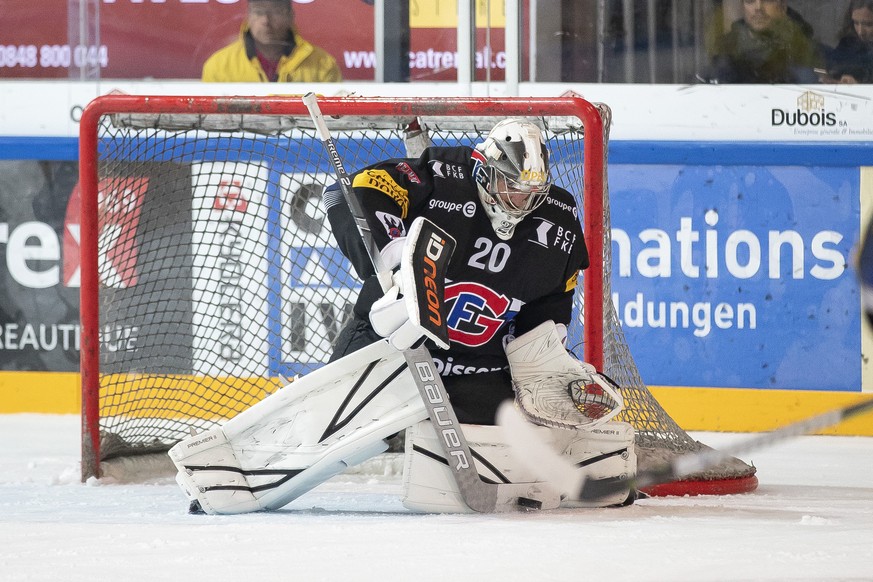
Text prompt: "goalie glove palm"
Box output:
[[370, 271, 428, 351], [505, 320, 623, 429]]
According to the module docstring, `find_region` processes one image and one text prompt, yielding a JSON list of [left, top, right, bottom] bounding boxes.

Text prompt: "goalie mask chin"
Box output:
[[473, 118, 551, 241]]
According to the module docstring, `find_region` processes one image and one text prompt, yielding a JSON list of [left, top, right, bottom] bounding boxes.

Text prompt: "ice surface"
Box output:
[[1, 414, 871, 582]]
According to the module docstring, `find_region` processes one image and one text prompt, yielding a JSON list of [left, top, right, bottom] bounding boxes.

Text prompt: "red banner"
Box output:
[[1, 0, 511, 81]]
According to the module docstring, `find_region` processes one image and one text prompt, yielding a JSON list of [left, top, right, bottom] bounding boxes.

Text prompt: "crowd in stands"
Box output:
[[705, 0, 873, 84], [202, 0, 872, 85], [825, 0, 873, 83]]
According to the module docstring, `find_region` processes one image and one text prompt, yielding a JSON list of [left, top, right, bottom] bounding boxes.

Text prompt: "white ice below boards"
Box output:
[[2, 414, 872, 582]]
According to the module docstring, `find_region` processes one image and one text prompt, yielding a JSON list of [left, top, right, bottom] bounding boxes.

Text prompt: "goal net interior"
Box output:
[[79, 94, 757, 496]]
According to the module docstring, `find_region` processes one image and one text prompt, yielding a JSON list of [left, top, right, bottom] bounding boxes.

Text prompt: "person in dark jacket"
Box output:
[[708, 0, 824, 83], [825, 0, 873, 83]]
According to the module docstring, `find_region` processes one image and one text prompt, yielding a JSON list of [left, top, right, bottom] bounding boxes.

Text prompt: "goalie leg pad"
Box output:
[[401, 420, 636, 512], [552, 421, 637, 507], [401, 420, 561, 513], [170, 425, 261, 515], [169, 339, 427, 514]]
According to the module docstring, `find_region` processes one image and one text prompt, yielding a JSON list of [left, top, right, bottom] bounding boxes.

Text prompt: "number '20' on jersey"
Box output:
[[326, 145, 589, 377]]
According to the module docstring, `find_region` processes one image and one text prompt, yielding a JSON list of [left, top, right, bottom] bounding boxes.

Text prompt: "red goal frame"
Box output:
[[78, 94, 758, 497], [78, 95, 607, 476]]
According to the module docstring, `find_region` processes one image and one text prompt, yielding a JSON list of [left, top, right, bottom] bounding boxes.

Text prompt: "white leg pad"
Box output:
[[401, 421, 551, 513], [171, 426, 261, 514], [169, 339, 427, 514], [401, 420, 636, 513], [552, 421, 637, 507]]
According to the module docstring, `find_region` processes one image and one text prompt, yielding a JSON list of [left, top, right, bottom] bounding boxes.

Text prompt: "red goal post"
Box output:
[[78, 94, 757, 496]]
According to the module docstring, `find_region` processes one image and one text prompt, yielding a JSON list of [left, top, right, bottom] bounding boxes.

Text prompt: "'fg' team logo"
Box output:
[[444, 282, 512, 346]]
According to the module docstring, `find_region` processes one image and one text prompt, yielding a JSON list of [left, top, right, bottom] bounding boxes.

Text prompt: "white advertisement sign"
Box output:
[[191, 161, 270, 377], [5, 81, 873, 141]]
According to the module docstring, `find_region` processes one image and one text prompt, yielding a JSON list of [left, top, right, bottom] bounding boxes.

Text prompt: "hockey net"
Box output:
[[79, 94, 756, 495]]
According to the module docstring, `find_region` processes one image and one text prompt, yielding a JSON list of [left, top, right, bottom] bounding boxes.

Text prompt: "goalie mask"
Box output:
[[473, 119, 551, 240]]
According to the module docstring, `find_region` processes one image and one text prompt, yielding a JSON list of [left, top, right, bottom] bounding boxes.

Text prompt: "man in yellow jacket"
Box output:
[[202, 0, 342, 82]]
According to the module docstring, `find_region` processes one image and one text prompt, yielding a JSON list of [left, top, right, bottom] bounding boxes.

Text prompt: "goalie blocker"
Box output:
[[169, 218, 636, 513]]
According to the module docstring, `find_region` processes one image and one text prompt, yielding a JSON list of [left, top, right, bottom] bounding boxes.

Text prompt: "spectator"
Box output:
[[707, 0, 824, 83], [202, 0, 341, 83], [825, 0, 873, 83]]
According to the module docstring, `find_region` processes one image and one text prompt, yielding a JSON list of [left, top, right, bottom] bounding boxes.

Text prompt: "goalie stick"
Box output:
[[302, 93, 559, 512], [497, 396, 873, 501]]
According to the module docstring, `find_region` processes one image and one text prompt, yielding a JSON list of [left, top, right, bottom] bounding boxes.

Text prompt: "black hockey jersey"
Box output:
[[325, 145, 589, 377]]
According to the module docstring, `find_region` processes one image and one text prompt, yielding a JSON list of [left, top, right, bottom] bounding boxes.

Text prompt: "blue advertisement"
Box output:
[[1, 135, 866, 393], [609, 164, 861, 391]]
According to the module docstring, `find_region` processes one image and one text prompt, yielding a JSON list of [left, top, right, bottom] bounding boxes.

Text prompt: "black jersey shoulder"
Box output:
[[351, 146, 475, 215], [395, 145, 475, 187], [536, 184, 582, 229], [357, 145, 474, 182]]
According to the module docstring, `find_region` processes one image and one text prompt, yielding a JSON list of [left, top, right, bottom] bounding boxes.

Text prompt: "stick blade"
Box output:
[[496, 401, 585, 496], [497, 401, 637, 502]]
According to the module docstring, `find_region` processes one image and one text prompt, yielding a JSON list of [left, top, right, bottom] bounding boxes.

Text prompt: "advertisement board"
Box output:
[[1, 81, 872, 403], [610, 163, 859, 391], [0, 161, 82, 371], [0, 152, 864, 393], [0, 0, 511, 81]]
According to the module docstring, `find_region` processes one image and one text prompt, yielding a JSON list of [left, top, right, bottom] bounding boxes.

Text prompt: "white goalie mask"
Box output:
[[473, 119, 551, 240]]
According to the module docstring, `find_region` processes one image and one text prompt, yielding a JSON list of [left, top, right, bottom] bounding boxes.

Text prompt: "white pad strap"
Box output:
[[380, 236, 406, 270], [171, 426, 261, 515], [505, 320, 623, 429]]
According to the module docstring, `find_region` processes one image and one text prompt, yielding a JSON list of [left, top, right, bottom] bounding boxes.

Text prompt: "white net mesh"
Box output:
[[80, 96, 756, 493]]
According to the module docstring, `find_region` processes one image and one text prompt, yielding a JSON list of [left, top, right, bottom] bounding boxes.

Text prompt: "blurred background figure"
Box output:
[[202, 0, 341, 83], [825, 0, 873, 83], [706, 0, 824, 83], [858, 214, 873, 326]]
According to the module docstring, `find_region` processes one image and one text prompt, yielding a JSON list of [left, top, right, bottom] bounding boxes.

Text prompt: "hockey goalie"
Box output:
[[168, 118, 637, 514]]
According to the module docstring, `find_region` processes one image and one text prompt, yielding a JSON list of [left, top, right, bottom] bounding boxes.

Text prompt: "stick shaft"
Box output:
[[302, 93, 387, 278], [591, 397, 873, 497], [302, 93, 553, 512]]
